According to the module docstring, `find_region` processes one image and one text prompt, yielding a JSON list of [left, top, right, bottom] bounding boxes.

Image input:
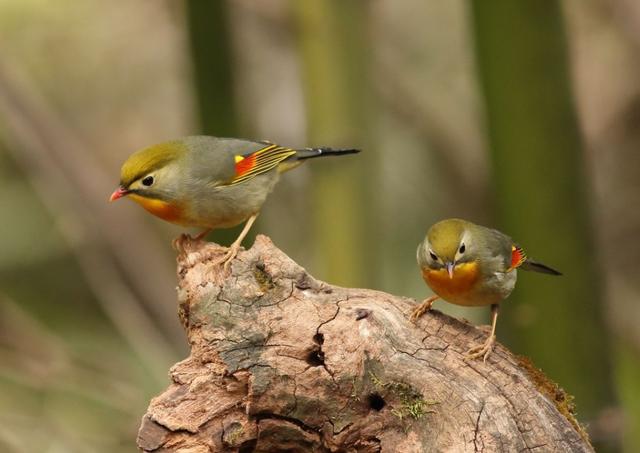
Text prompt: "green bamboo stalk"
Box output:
[[616, 342, 640, 451], [185, 0, 237, 136], [470, 0, 615, 421], [185, 0, 245, 245], [291, 1, 375, 287]]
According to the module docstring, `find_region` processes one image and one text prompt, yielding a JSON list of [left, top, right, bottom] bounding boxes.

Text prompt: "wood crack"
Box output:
[[137, 236, 594, 452]]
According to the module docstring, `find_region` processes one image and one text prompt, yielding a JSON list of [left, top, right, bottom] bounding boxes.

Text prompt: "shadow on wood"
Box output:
[[137, 235, 592, 452]]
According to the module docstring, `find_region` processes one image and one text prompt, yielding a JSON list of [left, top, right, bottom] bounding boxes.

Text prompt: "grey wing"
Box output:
[[477, 225, 515, 272], [184, 136, 266, 185]]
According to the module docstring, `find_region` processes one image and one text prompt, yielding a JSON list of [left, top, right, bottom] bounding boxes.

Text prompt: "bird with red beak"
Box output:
[[410, 218, 561, 361]]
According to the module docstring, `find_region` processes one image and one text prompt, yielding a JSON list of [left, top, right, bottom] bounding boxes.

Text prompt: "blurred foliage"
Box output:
[[292, 0, 375, 287], [186, 0, 238, 137], [470, 0, 614, 419], [0, 0, 638, 451], [616, 343, 640, 451]]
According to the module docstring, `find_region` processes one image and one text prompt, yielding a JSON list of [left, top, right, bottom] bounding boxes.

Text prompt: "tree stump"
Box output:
[[137, 235, 592, 452]]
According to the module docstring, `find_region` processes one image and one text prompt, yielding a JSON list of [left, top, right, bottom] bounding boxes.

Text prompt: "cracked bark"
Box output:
[[137, 236, 593, 453]]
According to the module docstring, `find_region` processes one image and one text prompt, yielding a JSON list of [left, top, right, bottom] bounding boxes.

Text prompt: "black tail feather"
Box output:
[[295, 147, 360, 160], [521, 259, 562, 276]]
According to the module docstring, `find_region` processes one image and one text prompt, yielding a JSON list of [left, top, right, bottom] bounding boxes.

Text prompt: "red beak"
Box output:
[[109, 186, 129, 202]]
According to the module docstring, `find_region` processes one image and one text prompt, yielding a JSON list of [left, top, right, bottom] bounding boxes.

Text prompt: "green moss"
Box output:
[[369, 371, 384, 389], [516, 355, 590, 444], [368, 371, 437, 421], [391, 398, 434, 421], [223, 422, 244, 446], [253, 263, 275, 292]]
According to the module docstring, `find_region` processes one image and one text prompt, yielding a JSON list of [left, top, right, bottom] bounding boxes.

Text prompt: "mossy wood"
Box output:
[[137, 236, 592, 452]]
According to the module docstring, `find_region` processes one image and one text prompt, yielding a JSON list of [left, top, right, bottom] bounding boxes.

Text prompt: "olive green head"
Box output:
[[427, 219, 469, 263], [111, 140, 187, 202], [417, 218, 475, 276], [120, 141, 186, 188]]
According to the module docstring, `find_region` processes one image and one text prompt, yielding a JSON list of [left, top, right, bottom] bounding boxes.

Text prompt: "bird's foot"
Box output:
[[193, 229, 211, 241], [409, 295, 438, 323], [211, 242, 241, 272], [409, 302, 431, 323], [464, 333, 496, 362]]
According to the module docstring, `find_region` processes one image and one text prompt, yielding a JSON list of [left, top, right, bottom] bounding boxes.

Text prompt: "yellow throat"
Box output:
[[128, 193, 183, 223], [421, 261, 480, 304]]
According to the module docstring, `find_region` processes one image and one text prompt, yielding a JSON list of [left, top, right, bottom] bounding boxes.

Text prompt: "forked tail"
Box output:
[[294, 147, 360, 160], [521, 259, 562, 276], [277, 147, 360, 173]]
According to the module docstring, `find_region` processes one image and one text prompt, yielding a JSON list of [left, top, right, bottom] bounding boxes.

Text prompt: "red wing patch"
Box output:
[[234, 153, 257, 177], [509, 245, 527, 271], [230, 143, 297, 185]]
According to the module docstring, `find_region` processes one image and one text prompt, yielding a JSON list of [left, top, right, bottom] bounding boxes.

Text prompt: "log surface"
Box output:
[[137, 236, 592, 452]]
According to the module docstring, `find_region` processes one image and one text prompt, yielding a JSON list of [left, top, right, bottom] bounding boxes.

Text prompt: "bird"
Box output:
[[110, 136, 360, 267], [410, 218, 561, 361]]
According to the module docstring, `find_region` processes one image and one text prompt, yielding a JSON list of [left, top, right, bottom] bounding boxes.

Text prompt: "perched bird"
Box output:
[[411, 218, 561, 361], [110, 136, 359, 266]]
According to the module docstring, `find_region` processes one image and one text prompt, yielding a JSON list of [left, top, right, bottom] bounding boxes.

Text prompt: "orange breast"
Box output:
[[128, 194, 184, 224], [421, 262, 481, 305]]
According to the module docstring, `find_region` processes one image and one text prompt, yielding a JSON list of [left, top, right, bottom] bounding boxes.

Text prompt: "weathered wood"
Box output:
[[138, 235, 592, 452]]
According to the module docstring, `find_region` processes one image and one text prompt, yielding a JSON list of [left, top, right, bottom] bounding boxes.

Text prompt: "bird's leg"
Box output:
[[410, 295, 440, 323], [213, 213, 258, 270], [193, 228, 212, 241], [465, 303, 499, 362], [172, 234, 191, 254]]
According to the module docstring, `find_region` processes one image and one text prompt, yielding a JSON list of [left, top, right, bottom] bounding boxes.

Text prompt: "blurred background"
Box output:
[[0, 0, 638, 451]]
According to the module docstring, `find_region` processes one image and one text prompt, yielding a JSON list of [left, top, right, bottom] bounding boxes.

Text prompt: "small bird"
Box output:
[[110, 136, 359, 266], [411, 218, 561, 361]]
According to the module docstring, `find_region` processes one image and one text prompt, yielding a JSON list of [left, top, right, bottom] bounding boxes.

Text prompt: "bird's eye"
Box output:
[[459, 243, 466, 254], [142, 175, 154, 187], [429, 250, 438, 261]]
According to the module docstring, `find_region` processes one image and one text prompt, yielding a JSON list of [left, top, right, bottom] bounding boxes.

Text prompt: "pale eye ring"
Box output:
[[429, 250, 438, 261], [459, 243, 466, 254], [142, 175, 154, 187]]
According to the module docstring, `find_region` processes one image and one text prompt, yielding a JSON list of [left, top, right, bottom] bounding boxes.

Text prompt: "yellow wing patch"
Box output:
[[229, 143, 297, 185]]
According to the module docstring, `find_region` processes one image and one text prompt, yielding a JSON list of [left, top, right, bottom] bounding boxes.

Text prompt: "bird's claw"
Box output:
[[464, 334, 496, 362], [410, 304, 430, 323], [409, 296, 437, 323], [211, 244, 241, 271]]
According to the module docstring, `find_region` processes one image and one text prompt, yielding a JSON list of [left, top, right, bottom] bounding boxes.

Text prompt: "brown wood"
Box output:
[[137, 235, 592, 452]]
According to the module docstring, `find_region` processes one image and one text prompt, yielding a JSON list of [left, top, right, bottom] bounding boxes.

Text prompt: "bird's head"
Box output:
[[109, 140, 190, 224], [418, 218, 474, 279], [110, 141, 186, 204]]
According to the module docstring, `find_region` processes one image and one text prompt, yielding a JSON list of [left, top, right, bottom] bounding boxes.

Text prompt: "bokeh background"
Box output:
[[0, 0, 638, 451]]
